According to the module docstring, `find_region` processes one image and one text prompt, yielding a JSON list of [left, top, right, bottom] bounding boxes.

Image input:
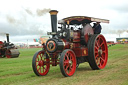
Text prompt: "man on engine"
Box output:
[[93, 22, 102, 34]]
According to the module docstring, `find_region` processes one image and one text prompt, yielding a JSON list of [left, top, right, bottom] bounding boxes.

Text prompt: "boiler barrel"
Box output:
[[46, 39, 69, 53]]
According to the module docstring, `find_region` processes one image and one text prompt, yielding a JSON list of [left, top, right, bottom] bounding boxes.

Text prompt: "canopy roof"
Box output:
[[58, 16, 109, 25]]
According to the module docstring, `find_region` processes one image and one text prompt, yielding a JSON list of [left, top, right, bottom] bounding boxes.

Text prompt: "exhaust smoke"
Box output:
[[36, 8, 51, 16]]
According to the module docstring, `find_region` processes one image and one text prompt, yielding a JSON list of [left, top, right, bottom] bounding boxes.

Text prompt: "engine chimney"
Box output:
[[49, 10, 58, 35], [6, 33, 9, 42]]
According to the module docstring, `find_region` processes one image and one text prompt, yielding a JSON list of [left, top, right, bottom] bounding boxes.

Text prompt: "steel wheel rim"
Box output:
[[36, 51, 50, 75], [63, 50, 76, 76], [94, 35, 108, 69]]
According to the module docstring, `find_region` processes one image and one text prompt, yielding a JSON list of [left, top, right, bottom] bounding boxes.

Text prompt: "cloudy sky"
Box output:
[[0, 0, 128, 44]]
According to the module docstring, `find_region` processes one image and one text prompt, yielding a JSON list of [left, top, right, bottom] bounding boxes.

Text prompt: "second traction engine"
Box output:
[[32, 10, 109, 77], [0, 34, 20, 58]]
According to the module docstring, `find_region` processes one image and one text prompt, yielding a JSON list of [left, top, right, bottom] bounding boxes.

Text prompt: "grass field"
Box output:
[[0, 44, 128, 85]]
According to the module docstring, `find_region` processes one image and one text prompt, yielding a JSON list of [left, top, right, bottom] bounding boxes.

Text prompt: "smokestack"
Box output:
[[49, 10, 58, 34], [6, 33, 9, 42]]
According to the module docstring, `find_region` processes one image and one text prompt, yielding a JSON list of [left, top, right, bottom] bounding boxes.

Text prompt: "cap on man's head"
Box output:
[[96, 22, 100, 24]]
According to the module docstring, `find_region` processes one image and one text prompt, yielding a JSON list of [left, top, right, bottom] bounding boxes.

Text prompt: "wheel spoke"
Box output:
[[99, 37, 102, 43], [100, 56, 105, 62], [100, 42, 104, 47], [43, 66, 45, 73], [96, 57, 100, 65], [95, 46, 99, 50], [41, 55, 42, 60], [64, 60, 68, 66], [36, 60, 39, 62], [37, 66, 41, 72], [102, 50, 105, 52], [65, 65, 69, 71], [40, 66, 42, 73], [67, 53, 70, 57], [69, 54, 71, 60], [95, 54, 99, 58], [95, 40, 100, 48], [99, 38, 103, 47], [99, 61, 102, 67], [98, 37, 101, 44], [65, 54, 69, 60], [69, 65, 72, 72], [95, 50, 98, 54]]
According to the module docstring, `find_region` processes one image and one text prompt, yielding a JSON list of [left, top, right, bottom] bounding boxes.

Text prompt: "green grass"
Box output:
[[0, 44, 128, 85]]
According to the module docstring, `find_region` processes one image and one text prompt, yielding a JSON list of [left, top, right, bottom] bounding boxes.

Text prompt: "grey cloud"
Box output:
[[102, 24, 128, 35], [3, 8, 51, 37], [101, 1, 128, 31], [0, 20, 47, 37], [102, 0, 128, 13]]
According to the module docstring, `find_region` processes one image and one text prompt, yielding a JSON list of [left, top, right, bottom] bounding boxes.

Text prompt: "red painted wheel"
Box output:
[[32, 50, 50, 76], [60, 49, 76, 77], [88, 34, 108, 70], [5, 49, 11, 58]]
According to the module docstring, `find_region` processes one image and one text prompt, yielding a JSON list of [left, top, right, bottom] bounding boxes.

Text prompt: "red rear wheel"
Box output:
[[60, 49, 76, 77], [5, 50, 11, 58], [88, 34, 108, 70], [32, 50, 50, 76]]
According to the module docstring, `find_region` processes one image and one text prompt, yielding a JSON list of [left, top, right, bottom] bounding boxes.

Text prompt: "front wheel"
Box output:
[[60, 49, 77, 77], [32, 50, 50, 76]]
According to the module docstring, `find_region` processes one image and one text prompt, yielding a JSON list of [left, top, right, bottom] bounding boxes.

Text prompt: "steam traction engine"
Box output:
[[0, 34, 20, 58], [32, 10, 109, 77]]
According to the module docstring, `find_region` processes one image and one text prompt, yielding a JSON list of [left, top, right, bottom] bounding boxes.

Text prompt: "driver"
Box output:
[[93, 22, 102, 34]]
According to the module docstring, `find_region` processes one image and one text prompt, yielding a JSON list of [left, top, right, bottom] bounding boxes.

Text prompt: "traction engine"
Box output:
[[32, 10, 109, 77], [0, 34, 20, 58]]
